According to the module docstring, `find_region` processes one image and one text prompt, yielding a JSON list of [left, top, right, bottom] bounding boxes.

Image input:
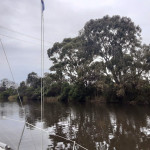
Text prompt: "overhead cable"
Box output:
[[0, 33, 50, 47], [0, 25, 52, 44]]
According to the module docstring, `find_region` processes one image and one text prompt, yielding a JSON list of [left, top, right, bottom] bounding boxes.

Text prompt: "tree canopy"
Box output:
[[1, 15, 150, 103], [47, 15, 150, 103]]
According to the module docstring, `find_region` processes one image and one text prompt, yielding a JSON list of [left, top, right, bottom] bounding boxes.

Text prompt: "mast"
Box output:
[[41, 0, 45, 149]]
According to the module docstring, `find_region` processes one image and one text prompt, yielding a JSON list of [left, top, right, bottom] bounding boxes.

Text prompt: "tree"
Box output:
[[47, 15, 150, 102], [80, 15, 150, 100], [44, 73, 61, 97], [0, 79, 17, 100], [81, 16, 141, 83], [18, 81, 27, 97], [26, 72, 40, 88]]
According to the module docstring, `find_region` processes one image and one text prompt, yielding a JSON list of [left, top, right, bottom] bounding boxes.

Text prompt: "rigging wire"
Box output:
[[17, 123, 26, 150], [0, 1, 88, 149], [0, 39, 36, 150], [0, 39, 24, 112], [3, 117, 88, 150]]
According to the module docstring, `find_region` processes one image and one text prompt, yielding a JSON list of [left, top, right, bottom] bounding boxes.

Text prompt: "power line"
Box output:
[[0, 25, 52, 44], [0, 33, 50, 47]]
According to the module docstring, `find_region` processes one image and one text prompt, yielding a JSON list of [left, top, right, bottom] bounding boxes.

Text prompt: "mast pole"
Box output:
[[41, 0, 44, 149]]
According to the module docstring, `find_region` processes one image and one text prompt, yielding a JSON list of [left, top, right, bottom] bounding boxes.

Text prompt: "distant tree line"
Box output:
[[0, 79, 17, 100], [1, 15, 150, 103]]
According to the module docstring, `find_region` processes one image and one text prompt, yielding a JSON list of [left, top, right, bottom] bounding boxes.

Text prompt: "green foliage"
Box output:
[[26, 72, 40, 88], [31, 87, 41, 100], [0, 91, 9, 99], [17, 72, 41, 101], [58, 83, 87, 102], [0, 79, 17, 100], [47, 15, 150, 103], [19, 82, 41, 101], [2, 15, 150, 103], [58, 82, 71, 102], [69, 83, 86, 101], [45, 83, 61, 97]]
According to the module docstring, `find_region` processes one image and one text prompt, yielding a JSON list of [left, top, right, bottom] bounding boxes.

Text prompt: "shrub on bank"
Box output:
[[8, 95, 18, 101]]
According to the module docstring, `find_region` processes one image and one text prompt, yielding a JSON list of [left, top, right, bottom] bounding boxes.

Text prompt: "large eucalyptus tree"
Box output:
[[47, 15, 150, 101]]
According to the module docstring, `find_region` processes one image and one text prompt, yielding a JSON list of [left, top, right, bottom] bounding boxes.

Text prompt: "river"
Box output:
[[0, 101, 150, 150]]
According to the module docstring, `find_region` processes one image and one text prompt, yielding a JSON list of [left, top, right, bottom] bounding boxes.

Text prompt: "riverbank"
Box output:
[[1, 94, 150, 105]]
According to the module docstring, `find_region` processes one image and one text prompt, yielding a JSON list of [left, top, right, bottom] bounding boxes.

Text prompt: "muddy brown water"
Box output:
[[0, 101, 150, 150]]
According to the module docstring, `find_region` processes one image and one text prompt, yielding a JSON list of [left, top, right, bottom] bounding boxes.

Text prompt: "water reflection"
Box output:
[[0, 102, 150, 150]]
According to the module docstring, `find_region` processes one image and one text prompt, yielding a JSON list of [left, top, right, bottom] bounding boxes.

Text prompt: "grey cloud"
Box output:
[[0, 0, 149, 83]]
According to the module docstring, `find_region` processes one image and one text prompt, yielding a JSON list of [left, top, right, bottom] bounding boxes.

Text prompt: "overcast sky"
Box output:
[[0, 0, 150, 84]]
